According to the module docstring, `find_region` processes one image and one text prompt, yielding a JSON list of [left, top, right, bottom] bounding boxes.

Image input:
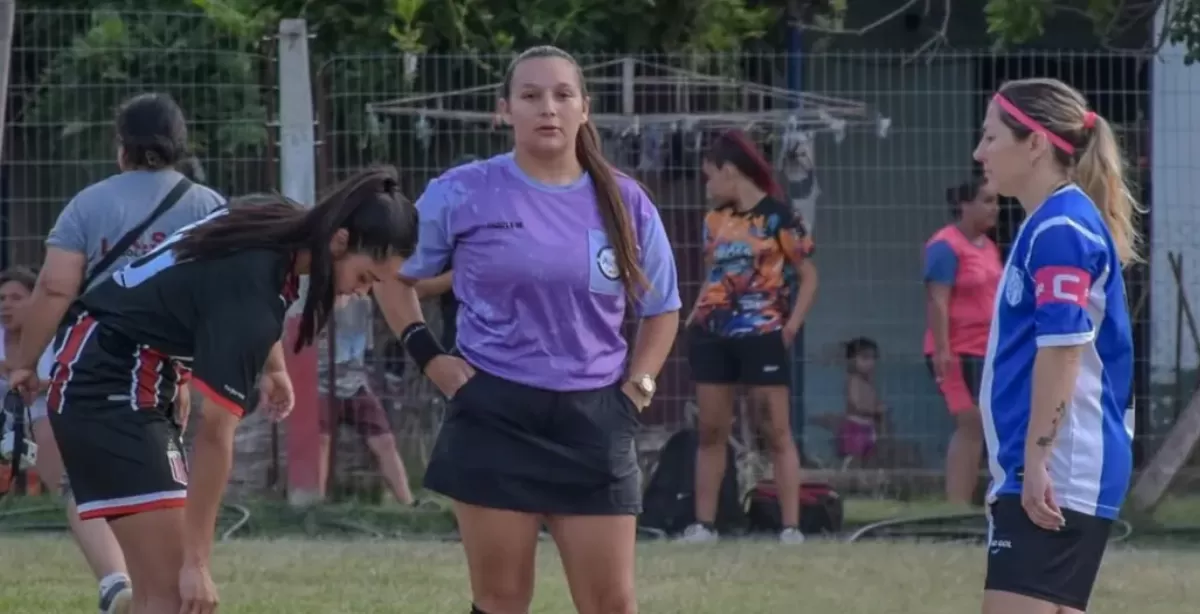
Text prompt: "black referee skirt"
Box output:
[[424, 368, 642, 516]]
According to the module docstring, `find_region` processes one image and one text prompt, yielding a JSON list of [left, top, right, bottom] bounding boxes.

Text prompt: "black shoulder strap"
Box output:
[[81, 177, 193, 293]]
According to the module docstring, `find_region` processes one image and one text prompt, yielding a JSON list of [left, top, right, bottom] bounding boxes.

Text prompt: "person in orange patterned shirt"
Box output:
[[680, 130, 819, 545]]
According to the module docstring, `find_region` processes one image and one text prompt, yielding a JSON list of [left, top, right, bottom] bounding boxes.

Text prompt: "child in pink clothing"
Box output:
[[837, 337, 886, 462], [923, 179, 1001, 505]]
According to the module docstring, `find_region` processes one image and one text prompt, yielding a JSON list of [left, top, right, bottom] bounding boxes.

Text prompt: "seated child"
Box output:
[[837, 337, 887, 461]]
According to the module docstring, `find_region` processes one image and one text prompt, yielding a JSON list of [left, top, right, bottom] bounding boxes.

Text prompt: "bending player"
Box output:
[[973, 78, 1137, 614], [10, 166, 417, 614]]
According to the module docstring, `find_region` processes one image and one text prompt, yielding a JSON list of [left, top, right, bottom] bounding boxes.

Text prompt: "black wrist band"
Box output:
[[400, 323, 446, 372]]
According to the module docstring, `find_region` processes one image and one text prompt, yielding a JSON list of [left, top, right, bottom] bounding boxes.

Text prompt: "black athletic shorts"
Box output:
[[423, 368, 641, 516], [985, 494, 1113, 611], [686, 327, 791, 387], [47, 319, 189, 521]]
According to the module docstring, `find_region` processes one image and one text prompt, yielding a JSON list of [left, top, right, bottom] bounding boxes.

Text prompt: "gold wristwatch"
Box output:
[[631, 374, 656, 397]]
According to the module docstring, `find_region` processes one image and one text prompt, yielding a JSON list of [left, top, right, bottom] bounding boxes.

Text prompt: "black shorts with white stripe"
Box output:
[[47, 315, 190, 520]]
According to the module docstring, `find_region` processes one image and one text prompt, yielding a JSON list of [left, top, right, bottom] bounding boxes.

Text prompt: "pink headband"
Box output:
[[993, 94, 1097, 156]]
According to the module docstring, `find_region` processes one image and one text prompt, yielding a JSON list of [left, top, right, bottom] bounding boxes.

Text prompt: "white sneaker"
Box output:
[[779, 527, 806, 544], [98, 577, 132, 614], [676, 523, 719, 544]]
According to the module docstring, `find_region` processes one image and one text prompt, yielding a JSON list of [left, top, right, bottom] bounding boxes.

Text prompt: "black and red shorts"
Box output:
[[47, 316, 190, 520]]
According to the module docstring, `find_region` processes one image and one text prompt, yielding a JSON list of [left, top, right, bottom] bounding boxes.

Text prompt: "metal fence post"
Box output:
[[0, 0, 14, 162], [0, 0, 16, 270], [785, 19, 807, 455], [277, 17, 322, 507]]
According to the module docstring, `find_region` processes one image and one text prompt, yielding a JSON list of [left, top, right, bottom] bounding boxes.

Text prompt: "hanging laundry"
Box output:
[[781, 128, 820, 233], [638, 125, 665, 172]]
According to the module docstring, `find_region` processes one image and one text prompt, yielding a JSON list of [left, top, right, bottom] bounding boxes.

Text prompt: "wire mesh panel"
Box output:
[[2, 7, 277, 494], [316, 54, 526, 498], [314, 51, 881, 495], [315, 49, 1157, 502], [10, 32, 1159, 501], [3, 8, 275, 267], [799, 51, 1150, 488], [1147, 33, 1200, 504]]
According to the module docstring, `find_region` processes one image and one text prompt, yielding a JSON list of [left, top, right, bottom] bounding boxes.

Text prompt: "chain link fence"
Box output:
[[2, 8, 280, 494], [317, 49, 1157, 499], [4, 8, 276, 264], [4, 7, 1186, 506]]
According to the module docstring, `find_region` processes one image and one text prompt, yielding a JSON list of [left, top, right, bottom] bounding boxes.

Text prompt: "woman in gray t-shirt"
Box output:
[[8, 92, 225, 614]]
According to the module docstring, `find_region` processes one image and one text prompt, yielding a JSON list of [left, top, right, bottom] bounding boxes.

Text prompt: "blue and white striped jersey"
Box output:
[[980, 185, 1134, 520]]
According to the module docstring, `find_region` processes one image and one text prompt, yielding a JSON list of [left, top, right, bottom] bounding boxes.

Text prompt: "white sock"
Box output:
[[98, 572, 129, 595]]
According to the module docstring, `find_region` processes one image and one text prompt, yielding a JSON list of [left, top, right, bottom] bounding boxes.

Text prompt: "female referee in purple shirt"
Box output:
[[375, 46, 681, 614]]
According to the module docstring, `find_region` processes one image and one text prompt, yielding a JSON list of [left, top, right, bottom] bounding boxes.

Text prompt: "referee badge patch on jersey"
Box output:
[[597, 245, 619, 281], [587, 228, 622, 295], [1005, 270, 1024, 307], [167, 446, 189, 486], [597, 246, 619, 281]]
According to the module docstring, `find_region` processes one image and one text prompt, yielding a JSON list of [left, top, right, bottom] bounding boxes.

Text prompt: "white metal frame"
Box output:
[[366, 57, 892, 141]]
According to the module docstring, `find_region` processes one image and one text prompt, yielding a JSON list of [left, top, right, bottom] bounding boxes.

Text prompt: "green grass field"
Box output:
[[5, 495, 1200, 612], [2, 536, 1198, 613]]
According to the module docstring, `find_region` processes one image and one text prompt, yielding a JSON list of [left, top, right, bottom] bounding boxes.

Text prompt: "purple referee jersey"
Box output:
[[400, 153, 682, 391]]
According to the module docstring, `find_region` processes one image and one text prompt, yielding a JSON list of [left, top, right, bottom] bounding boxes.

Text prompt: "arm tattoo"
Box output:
[[1035, 401, 1068, 448]]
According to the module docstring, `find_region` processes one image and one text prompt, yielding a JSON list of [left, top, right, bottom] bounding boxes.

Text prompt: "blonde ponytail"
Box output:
[[1075, 115, 1143, 265]]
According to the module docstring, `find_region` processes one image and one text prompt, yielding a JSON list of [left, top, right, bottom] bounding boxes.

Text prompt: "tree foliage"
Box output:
[[983, 0, 1190, 61], [13, 0, 779, 176], [186, 0, 779, 56], [781, 1, 1183, 58], [15, 0, 270, 186], [10, 0, 1193, 185]]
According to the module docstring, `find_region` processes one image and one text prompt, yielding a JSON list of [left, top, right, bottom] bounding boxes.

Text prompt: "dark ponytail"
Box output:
[[576, 122, 649, 299], [116, 93, 188, 170], [503, 45, 649, 301], [172, 166, 415, 351]]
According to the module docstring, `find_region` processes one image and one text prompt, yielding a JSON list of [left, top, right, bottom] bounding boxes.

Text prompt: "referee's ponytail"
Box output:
[[501, 46, 650, 302], [993, 79, 1142, 265]]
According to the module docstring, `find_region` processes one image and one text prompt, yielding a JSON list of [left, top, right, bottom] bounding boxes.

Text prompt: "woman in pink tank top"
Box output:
[[923, 179, 1001, 505]]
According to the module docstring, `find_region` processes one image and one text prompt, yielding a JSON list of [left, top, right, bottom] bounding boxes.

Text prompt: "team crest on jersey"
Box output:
[[597, 246, 619, 281], [1005, 269, 1024, 306]]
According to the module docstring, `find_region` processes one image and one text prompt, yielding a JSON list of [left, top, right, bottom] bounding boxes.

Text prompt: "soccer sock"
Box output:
[[98, 572, 129, 595]]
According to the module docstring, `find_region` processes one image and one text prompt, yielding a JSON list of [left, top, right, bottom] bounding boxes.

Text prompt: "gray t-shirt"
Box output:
[[317, 296, 375, 398], [46, 169, 226, 291]]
